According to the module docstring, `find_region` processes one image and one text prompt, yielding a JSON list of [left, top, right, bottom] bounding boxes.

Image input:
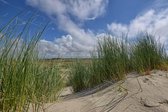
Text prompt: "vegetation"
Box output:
[[69, 61, 91, 92], [0, 16, 64, 112], [97, 37, 129, 80], [69, 37, 129, 92], [1, 12, 168, 111], [131, 34, 167, 73], [69, 34, 168, 92]]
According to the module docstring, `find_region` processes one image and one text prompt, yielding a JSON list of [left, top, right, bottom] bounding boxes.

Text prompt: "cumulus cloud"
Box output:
[[26, 0, 168, 58], [107, 9, 168, 45], [65, 0, 108, 20], [26, 0, 108, 58], [26, 0, 108, 21], [37, 35, 94, 58], [37, 33, 115, 58], [107, 23, 128, 37]]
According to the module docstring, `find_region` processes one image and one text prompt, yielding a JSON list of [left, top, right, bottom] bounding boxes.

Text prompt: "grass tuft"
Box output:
[[69, 34, 168, 92], [131, 34, 167, 73], [69, 61, 91, 92], [0, 15, 64, 112], [69, 36, 129, 92], [97, 37, 128, 80]]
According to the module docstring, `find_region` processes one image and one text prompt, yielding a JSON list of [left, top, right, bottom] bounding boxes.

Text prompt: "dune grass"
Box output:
[[69, 34, 168, 92], [69, 61, 91, 92], [97, 37, 129, 80], [69, 36, 129, 92], [2, 15, 167, 111], [0, 16, 64, 112], [131, 34, 167, 73]]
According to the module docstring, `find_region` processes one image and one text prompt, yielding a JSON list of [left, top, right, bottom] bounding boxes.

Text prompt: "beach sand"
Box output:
[[39, 70, 168, 112]]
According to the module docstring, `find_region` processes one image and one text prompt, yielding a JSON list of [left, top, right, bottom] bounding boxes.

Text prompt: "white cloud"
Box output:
[[65, 0, 108, 20], [107, 9, 168, 45], [37, 33, 115, 58], [37, 35, 95, 58], [26, 0, 168, 58], [107, 23, 128, 36], [26, 0, 108, 21], [26, 0, 108, 58]]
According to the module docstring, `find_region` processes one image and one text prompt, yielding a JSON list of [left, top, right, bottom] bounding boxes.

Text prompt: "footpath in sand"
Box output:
[[44, 70, 168, 112]]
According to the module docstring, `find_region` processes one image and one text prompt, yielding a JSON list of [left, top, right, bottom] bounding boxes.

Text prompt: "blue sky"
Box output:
[[1, 0, 168, 58]]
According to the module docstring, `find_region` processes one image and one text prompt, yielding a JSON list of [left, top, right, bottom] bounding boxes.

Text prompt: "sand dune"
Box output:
[[43, 70, 168, 112]]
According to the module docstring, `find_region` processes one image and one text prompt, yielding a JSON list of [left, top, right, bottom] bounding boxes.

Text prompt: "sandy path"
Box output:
[[43, 70, 168, 112]]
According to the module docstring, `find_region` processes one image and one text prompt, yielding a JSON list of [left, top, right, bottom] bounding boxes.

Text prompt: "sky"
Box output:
[[1, 0, 168, 58]]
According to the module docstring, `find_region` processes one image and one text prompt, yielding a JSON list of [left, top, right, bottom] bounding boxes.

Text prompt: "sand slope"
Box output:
[[44, 70, 168, 112]]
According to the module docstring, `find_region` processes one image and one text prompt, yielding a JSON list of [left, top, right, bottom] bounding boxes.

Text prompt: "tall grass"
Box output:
[[69, 61, 91, 92], [0, 16, 64, 112], [131, 34, 167, 73], [69, 34, 168, 92], [97, 37, 129, 80], [69, 36, 129, 92]]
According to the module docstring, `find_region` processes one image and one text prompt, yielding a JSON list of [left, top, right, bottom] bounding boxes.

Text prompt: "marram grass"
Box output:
[[69, 34, 168, 92], [69, 36, 129, 92], [0, 16, 64, 112], [97, 37, 129, 80], [69, 61, 91, 92], [131, 34, 167, 73]]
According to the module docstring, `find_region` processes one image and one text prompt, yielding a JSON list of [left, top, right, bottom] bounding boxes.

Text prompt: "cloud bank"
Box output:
[[26, 0, 168, 58], [26, 0, 108, 58], [107, 9, 168, 45]]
